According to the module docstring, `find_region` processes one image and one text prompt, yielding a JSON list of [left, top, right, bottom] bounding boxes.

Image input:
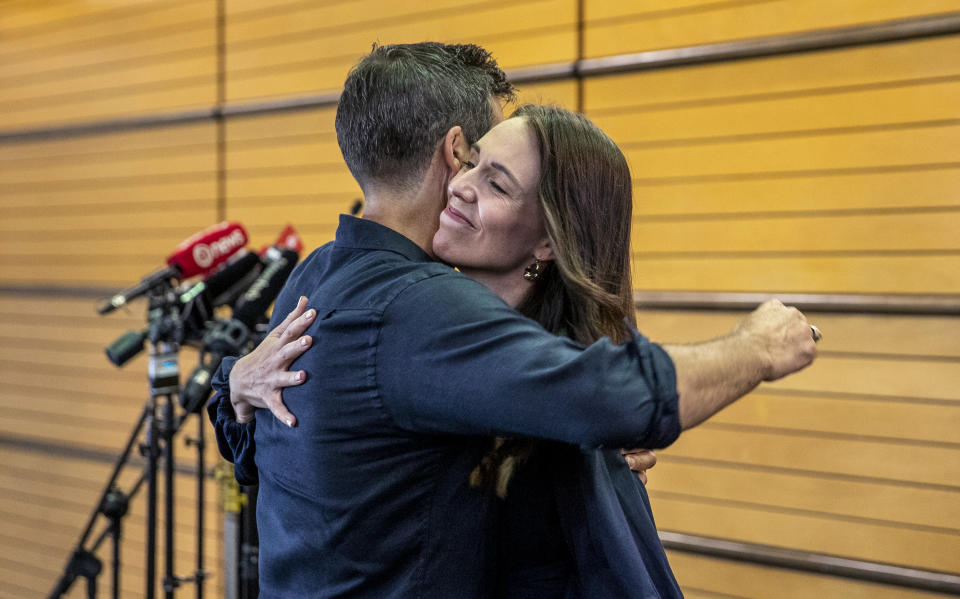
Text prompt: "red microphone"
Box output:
[[99, 222, 249, 314], [258, 224, 303, 257], [167, 221, 249, 279]]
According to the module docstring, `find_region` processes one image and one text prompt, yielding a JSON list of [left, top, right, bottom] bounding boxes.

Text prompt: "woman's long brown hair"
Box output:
[[471, 104, 637, 496]]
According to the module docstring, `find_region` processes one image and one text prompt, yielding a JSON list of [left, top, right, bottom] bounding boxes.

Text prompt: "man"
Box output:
[[210, 42, 816, 598]]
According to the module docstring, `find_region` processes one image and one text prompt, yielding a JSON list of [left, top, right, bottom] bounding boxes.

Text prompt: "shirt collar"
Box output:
[[334, 214, 434, 263]]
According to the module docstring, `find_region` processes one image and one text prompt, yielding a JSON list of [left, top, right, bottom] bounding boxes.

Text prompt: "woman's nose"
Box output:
[[449, 177, 477, 203]]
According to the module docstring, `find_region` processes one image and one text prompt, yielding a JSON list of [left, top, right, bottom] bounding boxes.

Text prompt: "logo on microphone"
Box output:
[[192, 229, 246, 268]]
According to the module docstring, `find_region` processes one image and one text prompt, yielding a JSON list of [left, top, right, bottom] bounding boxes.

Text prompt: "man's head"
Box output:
[[335, 42, 515, 194]]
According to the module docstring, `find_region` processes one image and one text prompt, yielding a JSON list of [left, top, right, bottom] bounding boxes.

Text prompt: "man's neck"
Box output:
[[360, 176, 445, 260]]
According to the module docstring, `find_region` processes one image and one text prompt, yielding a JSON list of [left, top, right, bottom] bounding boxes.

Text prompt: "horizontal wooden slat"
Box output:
[[633, 211, 960, 253], [0, 0, 211, 58], [513, 80, 578, 108], [0, 29, 214, 84], [591, 79, 960, 142], [624, 125, 960, 179], [650, 492, 960, 573], [0, 121, 216, 161], [0, 54, 215, 105], [649, 459, 960, 530], [224, 0, 576, 100], [584, 0, 960, 58], [628, 168, 960, 216], [666, 551, 959, 599], [584, 35, 960, 111], [664, 425, 960, 487], [0, 83, 217, 130], [712, 391, 960, 445], [630, 254, 960, 294]]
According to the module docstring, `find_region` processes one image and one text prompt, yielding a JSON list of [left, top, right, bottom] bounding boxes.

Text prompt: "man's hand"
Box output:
[[734, 299, 818, 381], [230, 296, 315, 427], [622, 449, 657, 485]]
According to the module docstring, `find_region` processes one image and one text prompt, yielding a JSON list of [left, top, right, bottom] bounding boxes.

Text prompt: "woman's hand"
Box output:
[[230, 296, 315, 427], [622, 449, 657, 485]]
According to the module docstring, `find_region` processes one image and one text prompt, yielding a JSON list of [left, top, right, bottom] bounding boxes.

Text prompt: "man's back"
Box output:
[[255, 217, 499, 598], [249, 215, 680, 598]]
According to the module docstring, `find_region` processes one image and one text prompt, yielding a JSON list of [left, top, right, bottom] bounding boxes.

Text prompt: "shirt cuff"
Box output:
[[207, 356, 259, 485], [630, 328, 682, 449]]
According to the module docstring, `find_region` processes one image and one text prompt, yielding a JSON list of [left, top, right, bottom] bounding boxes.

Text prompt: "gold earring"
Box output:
[[522, 259, 544, 282]]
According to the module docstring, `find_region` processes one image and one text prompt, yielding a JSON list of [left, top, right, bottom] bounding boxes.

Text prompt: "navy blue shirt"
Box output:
[[210, 215, 680, 598]]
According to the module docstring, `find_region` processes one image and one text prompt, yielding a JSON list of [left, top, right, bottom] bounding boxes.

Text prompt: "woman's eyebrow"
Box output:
[[471, 142, 519, 187]]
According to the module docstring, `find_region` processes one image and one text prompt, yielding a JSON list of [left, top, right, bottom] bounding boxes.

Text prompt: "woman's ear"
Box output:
[[534, 237, 555, 263], [442, 126, 469, 175]]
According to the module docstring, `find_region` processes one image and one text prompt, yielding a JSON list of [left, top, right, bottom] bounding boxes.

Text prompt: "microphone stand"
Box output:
[[49, 281, 200, 599], [144, 284, 187, 599]]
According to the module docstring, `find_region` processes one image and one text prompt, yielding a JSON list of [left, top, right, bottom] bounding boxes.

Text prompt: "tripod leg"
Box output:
[[112, 519, 121, 599], [164, 394, 177, 599], [146, 399, 159, 599], [196, 415, 206, 599]]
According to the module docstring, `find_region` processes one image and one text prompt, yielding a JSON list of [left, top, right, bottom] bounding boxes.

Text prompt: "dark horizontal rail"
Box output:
[[578, 11, 960, 77], [4, 285, 959, 316], [660, 531, 960, 595], [633, 291, 960, 315], [2, 11, 959, 142], [0, 433, 209, 478]]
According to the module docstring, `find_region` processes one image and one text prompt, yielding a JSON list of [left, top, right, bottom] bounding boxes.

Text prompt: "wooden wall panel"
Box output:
[[0, 0, 216, 129], [224, 0, 577, 102], [2, 1, 959, 597], [587, 36, 960, 294], [0, 123, 218, 287], [225, 107, 352, 251], [0, 296, 221, 467], [0, 448, 223, 598], [584, 0, 960, 58], [666, 552, 958, 599], [637, 308, 960, 576]]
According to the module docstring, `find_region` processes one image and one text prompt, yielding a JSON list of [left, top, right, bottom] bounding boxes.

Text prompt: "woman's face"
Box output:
[[433, 118, 548, 275]]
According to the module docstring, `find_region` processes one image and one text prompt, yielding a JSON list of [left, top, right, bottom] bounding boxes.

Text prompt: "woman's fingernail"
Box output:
[[305, 309, 315, 319], [301, 337, 308, 346], [286, 418, 293, 427], [295, 371, 304, 381]]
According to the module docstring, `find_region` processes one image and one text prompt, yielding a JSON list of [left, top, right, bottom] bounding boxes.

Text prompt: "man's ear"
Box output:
[[442, 126, 469, 176]]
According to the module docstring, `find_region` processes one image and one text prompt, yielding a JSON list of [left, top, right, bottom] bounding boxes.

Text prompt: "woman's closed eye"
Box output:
[[489, 179, 507, 195]]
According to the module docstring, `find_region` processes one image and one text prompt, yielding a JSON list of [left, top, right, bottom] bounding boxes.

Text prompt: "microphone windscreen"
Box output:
[[232, 249, 300, 329], [166, 222, 249, 279], [201, 251, 263, 303]]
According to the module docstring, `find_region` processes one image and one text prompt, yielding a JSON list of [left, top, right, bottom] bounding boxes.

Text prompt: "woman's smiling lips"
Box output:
[[444, 204, 476, 228]]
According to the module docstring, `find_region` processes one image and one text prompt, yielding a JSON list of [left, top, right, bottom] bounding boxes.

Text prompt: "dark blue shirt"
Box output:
[[210, 215, 680, 598], [495, 445, 682, 599]]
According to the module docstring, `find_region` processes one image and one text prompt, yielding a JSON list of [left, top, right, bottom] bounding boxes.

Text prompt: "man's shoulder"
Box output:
[[286, 243, 488, 313]]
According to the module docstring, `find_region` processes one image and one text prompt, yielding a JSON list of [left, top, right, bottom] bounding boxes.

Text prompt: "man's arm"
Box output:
[[664, 299, 817, 430], [228, 285, 814, 447]]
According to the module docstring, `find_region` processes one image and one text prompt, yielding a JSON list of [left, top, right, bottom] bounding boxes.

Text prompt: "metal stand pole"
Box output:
[[145, 394, 159, 599], [163, 394, 178, 599], [196, 416, 207, 599]]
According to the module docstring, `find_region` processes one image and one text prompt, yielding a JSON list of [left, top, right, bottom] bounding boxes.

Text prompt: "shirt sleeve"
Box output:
[[376, 272, 680, 449], [208, 356, 259, 485]]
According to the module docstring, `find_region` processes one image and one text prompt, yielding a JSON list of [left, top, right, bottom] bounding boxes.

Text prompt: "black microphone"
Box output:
[[98, 222, 248, 315], [177, 251, 264, 341], [104, 252, 264, 367], [180, 249, 300, 413]]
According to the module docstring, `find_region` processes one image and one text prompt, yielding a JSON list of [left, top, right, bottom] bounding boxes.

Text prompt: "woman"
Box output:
[[437, 104, 681, 598], [217, 105, 682, 597]]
